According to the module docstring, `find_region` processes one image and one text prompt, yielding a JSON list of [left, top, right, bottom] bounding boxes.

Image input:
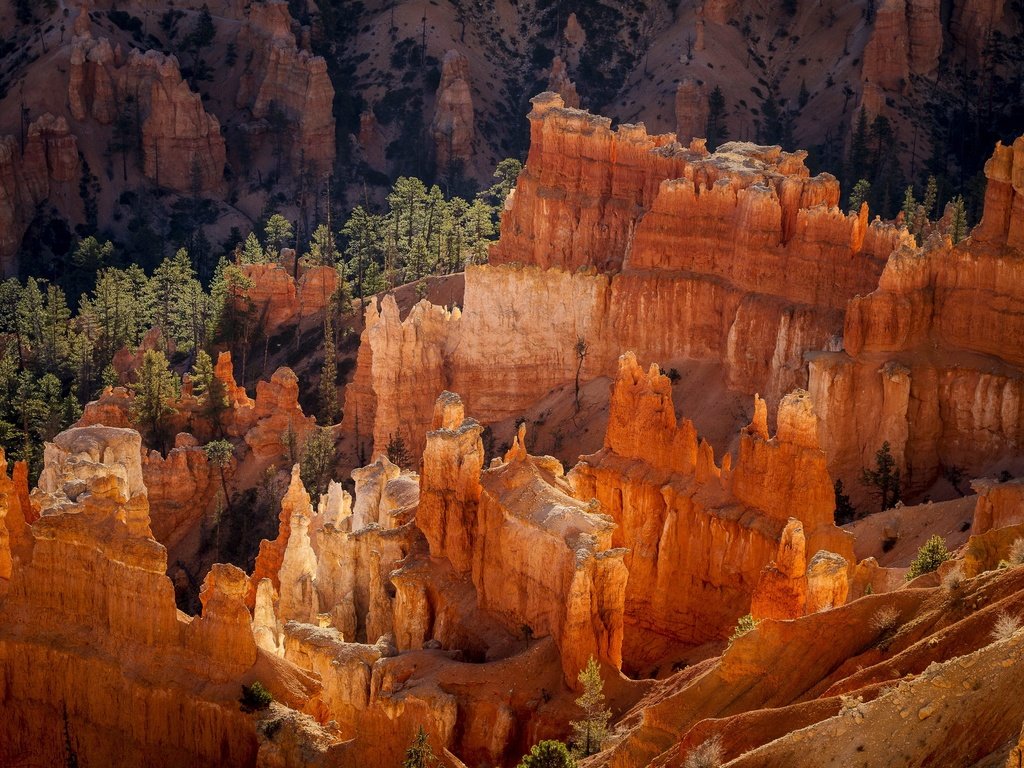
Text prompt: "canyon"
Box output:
[[0, 1, 1022, 762]]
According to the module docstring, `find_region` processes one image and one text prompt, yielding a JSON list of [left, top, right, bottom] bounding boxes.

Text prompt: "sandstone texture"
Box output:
[[431, 49, 476, 173], [236, 0, 336, 174], [68, 10, 225, 193], [344, 94, 901, 461], [810, 134, 1024, 505], [570, 354, 852, 670], [674, 76, 707, 144]]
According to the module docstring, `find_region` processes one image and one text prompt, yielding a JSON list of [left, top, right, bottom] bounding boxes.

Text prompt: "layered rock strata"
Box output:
[[0, 426, 322, 767], [68, 10, 225, 193], [570, 354, 852, 669], [235, 0, 336, 174], [345, 93, 901, 461], [431, 49, 476, 173], [810, 134, 1024, 503]]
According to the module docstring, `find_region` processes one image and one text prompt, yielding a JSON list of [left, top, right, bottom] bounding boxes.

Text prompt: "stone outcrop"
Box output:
[[67, 10, 225, 193], [810, 134, 1024, 505], [674, 77, 708, 144], [547, 55, 580, 109], [417, 394, 628, 684], [0, 115, 80, 276], [344, 94, 901, 460], [431, 50, 475, 173], [237, 262, 339, 332], [952, 0, 1006, 57], [0, 425, 324, 767], [235, 0, 336, 174], [863, 0, 942, 95], [570, 354, 853, 670]]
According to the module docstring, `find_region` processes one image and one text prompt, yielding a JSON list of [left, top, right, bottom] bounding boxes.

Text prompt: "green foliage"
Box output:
[[386, 432, 411, 469], [203, 438, 233, 468], [319, 315, 340, 424], [241, 232, 267, 264], [517, 740, 577, 768], [730, 613, 758, 643], [847, 179, 871, 215], [948, 195, 969, 244], [907, 535, 950, 580], [130, 349, 180, 450], [402, 726, 438, 768], [264, 214, 294, 258], [300, 426, 336, 498], [240, 680, 273, 711], [833, 479, 856, 525], [570, 656, 610, 757], [860, 441, 901, 512], [306, 224, 339, 266]]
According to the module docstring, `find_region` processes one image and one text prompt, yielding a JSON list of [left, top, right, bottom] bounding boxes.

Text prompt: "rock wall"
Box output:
[[0, 115, 80, 276], [235, 0, 336, 174], [68, 11, 225, 193], [0, 425, 312, 768], [569, 353, 852, 670], [810, 134, 1024, 505], [674, 77, 707, 144], [431, 49, 476, 173], [344, 94, 901, 461]]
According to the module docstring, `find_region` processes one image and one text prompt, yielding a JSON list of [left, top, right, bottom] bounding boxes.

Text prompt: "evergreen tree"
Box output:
[[479, 158, 523, 207], [148, 248, 203, 351], [907, 534, 950, 579], [570, 656, 610, 757], [517, 741, 577, 768], [706, 86, 729, 150], [306, 223, 338, 266], [847, 109, 869, 186], [342, 205, 384, 300], [131, 349, 180, 450], [861, 441, 901, 512], [847, 179, 871, 214], [264, 213, 294, 259], [203, 439, 235, 515], [300, 426, 336, 498], [318, 314, 339, 424], [241, 232, 267, 264], [402, 726, 438, 768], [949, 195, 969, 244]]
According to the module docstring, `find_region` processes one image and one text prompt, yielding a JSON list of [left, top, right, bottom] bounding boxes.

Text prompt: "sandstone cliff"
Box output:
[[345, 94, 901, 461], [431, 49, 476, 174], [674, 76, 707, 144], [570, 353, 852, 670], [68, 10, 225, 193], [810, 134, 1024, 505], [235, 0, 336, 174], [0, 115, 80, 275], [0, 425, 322, 767]]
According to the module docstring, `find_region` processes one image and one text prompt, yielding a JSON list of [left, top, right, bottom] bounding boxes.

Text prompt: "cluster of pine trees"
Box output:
[[0, 161, 520, 477]]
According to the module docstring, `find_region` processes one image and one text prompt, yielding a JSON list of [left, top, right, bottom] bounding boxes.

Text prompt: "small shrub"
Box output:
[[729, 613, 758, 643], [881, 534, 898, 553], [906, 535, 950, 580], [684, 734, 723, 768], [869, 605, 899, 634], [992, 612, 1021, 642], [517, 740, 576, 768], [1009, 538, 1024, 566], [240, 681, 273, 711], [941, 564, 964, 590]]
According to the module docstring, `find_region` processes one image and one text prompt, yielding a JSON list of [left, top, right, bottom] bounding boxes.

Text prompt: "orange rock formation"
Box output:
[[810, 134, 1024, 504], [235, 0, 336, 174], [345, 93, 900, 460], [570, 353, 852, 669], [431, 49, 476, 173]]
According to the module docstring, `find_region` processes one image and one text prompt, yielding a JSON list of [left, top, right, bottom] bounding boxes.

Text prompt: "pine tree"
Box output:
[[922, 175, 938, 219], [306, 223, 338, 266], [861, 441, 901, 512], [402, 726, 439, 768], [901, 186, 918, 229], [300, 426, 336, 498], [847, 109, 869, 185], [949, 195, 969, 244], [318, 314, 339, 424], [833, 479, 856, 524], [847, 179, 871, 214], [517, 741, 577, 768], [241, 232, 267, 264], [570, 656, 610, 757], [131, 349, 180, 450], [203, 439, 235, 515], [264, 213, 294, 259], [342, 205, 384, 300], [706, 86, 729, 150]]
